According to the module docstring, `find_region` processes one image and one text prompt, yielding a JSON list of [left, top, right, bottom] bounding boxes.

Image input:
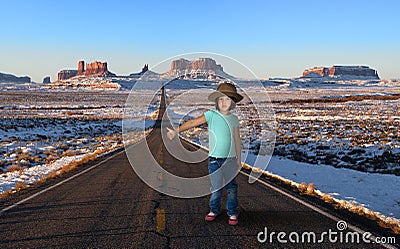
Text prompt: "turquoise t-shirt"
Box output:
[[204, 110, 239, 158]]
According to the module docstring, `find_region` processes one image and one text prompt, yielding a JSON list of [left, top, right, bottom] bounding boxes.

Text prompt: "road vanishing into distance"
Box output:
[[0, 87, 398, 248]]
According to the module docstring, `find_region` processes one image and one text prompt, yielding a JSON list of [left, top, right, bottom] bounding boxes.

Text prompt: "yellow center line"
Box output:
[[156, 208, 166, 232]]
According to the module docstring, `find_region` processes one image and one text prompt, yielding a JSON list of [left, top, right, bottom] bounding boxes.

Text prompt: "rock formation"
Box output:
[[165, 58, 231, 80], [0, 72, 31, 83], [303, 65, 379, 79], [58, 70, 78, 81], [45, 77, 121, 90], [141, 64, 149, 74], [57, 60, 116, 80], [42, 76, 51, 83], [77, 60, 85, 74], [170, 58, 191, 71], [85, 61, 108, 76], [129, 64, 149, 77], [170, 58, 223, 72]]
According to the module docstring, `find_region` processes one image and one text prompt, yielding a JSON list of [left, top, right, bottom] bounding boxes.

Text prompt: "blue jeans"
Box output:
[[208, 157, 239, 216]]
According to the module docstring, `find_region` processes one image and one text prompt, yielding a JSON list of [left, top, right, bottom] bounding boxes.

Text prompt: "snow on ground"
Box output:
[[183, 136, 400, 224], [166, 84, 400, 220], [0, 131, 147, 195], [0, 118, 122, 172], [0, 154, 86, 193], [258, 155, 400, 219], [1, 82, 399, 223], [0, 89, 157, 196]]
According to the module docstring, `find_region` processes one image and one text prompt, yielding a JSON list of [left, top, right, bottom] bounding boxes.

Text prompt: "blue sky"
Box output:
[[1, 0, 399, 82]]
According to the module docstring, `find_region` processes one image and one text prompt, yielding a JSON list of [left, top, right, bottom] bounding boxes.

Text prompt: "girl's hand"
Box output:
[[166, 127, 177, 140]]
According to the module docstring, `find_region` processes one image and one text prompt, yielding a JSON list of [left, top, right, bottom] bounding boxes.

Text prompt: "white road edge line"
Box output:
[[240, 171, 396, 249], [0, 150, 125, 215]]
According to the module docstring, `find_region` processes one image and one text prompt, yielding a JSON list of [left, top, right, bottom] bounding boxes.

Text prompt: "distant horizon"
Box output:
[[1, 0, 399, 82], [1, 58, 395, 83]]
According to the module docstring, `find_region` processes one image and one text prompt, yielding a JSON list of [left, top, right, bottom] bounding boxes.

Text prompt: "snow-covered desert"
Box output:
[[1, 78, 399, 228]]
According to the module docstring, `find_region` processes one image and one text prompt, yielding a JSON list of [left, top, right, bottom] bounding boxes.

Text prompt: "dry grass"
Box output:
[[39, 143, 122, 183], [14, 182, 28, 191], [306, 183, 316, 195], [0, 189, 14, 199], [1, 140, 125, 200], [6, 165, 24, 173], [61, 150, 77, 157], [321, 193, 335, 204], [45, 155, 57, 164], [331, 197, 400, 234], [0, 182, 29, 199], [244, 164, 400, 234], [0, 131, 146, 200], [16, 152, 30, 162]]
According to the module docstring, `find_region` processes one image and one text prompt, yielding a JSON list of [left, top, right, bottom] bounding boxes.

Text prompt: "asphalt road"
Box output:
[[0, 87, 397, 248]]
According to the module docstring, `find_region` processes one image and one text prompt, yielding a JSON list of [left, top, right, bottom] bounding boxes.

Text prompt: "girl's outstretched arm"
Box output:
[[166, 114, 206, 140]]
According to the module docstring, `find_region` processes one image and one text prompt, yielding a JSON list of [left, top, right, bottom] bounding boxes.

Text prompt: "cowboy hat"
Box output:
[[208, 82, 243, 103]]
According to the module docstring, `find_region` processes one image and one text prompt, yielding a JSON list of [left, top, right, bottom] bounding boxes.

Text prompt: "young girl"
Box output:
[[166, 82, 243, 225]]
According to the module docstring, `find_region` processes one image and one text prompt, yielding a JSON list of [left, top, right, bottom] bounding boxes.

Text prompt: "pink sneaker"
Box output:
[[205, 212, 218, 221], [228, 214, 238, 225]]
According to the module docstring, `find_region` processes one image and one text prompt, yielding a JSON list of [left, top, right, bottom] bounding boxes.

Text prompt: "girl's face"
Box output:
[[217, 96, 233, 113]]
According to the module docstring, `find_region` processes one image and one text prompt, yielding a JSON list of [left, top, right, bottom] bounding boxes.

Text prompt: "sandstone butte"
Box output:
[[57, 60, 116, 80], [170, 58, 224, 72], [302, 65, 379, 79]]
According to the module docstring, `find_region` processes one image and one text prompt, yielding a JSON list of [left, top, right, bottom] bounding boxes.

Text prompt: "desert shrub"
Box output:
[[45, 155, 57, 163], [16, 152, 31, 162], [6, 165, 24, 173], [290, 148, 309, 162], [58, 143, 69, 150], [347, 148, 366, 155], [316, 145, 330, 150], [62, 150, 77, 157], [341, 155, 357, 164], [14, 182, 28, 191]]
